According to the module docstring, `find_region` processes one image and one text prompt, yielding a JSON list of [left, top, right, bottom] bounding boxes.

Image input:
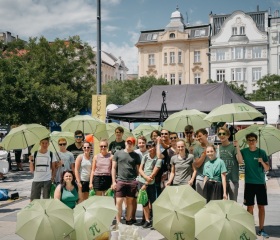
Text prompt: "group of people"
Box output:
[[28, 125, 270, 237]]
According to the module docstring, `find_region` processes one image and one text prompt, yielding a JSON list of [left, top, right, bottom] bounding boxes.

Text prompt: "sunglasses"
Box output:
[[185, 131, 193, 134], [75, 136, 83, 139], [218, 132, 226, 136], [59, 143, 67, 146], [100, 145, 107, 148], [161, 133, 168, 135], [170, 137, 177, 140], [83, 146, 91, 149]]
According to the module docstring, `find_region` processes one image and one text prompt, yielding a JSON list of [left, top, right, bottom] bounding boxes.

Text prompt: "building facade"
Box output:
[[136, 7, 210, 85], [209, 10, 269, 94]]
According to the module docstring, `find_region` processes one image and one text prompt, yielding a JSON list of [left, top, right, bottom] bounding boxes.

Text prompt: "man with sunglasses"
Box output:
[[55, 138, 75, 184], [217, 127, 243, 201], [184, 125, 199, 155], [240, 132, 270, 238], [67, 130, 84, 162]]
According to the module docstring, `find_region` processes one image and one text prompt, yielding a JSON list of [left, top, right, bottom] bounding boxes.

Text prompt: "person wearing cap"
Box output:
[[111, 137, 141, 225]]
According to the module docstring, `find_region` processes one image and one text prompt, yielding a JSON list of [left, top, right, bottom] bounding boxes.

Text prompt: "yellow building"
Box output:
[[136, 7, 210, 84]]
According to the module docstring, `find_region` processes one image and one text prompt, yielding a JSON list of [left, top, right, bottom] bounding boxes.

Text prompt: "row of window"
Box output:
[[148, 51, 201, 66], [232, 26, 245, 36], [216, 68, 262, 82], [216, 47, 263, 60], [164, 73, 201, 85]]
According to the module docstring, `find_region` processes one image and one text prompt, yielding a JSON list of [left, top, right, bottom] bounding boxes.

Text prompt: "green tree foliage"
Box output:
[[0, 36, 95, 126], [102, 76, 168, 105], [246, 74, 280, 101]]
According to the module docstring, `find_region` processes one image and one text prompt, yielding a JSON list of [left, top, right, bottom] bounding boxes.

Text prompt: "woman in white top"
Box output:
[[75, 141, 92, 202]]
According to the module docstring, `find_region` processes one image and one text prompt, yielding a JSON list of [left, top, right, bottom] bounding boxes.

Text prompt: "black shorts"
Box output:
[[93, 175, 112, 191], [244, 183, 268, 206], [203, 180, 223, 203], [81, 181, 90, 193]]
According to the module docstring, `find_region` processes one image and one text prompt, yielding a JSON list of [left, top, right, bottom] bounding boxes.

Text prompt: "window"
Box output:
[[147, 33, 157, 40], [170, 74, 175, 85], [152, 34, 158, 40], [252, 68, 261, 81], [194, 29, 206, 37], [232, 27, 237, 35], [231, 68, 246, 81], [164, 74, 167, 81], [148, 54, 155, 65], [216, 70, 225, 82], [178, 73, 182, 85], [178, 51, 182, 63], [252, 47, 262, 59], [232, 47, 245, 59], [216, 49, 226, 61], [169, 33, 175, 39], [170, 52, 175, 64], [194, 51, 200, 63], [164, 52, 167, 64], [194, 73, 201, 84], [240, 26, 245, 35]]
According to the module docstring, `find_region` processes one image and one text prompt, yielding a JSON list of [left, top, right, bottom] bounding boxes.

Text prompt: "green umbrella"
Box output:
[[235, 124, 280, 156], [73, 196, 117, 240], [195, 200, 256, 240], [153, 185, 206, 240], [1, 124, 50, 151], [16, 199, 74, 240], [163, 109, 211, 133], [132, 124, 161, 141], [94, 122, 133, 144], [60, 115, 105, 134]]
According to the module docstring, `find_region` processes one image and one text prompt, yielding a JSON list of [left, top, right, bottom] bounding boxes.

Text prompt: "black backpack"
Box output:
[[33, 151, 53, 169]]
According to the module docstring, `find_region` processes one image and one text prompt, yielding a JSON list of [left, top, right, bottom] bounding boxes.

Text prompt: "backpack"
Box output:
[[33, 151, 53, 169]]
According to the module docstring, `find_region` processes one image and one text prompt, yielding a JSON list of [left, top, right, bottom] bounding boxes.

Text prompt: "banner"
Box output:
[[92, 95, 107, 122]]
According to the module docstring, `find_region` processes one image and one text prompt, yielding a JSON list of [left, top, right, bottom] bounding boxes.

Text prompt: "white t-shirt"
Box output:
[[32, 150, 57, 182]]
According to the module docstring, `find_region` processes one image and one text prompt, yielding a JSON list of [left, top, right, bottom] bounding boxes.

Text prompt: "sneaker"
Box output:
[[140, 218, 146, 225], [257, 229, 269, 238], [142, 221, 152, 228], [125, 219, 134, 225]]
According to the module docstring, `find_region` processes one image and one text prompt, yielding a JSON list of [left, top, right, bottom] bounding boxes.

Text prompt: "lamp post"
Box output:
[[96, 0, 102, 95]]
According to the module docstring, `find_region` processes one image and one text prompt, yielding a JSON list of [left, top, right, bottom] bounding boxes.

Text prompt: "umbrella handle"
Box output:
[[50, 140, 62, 164]]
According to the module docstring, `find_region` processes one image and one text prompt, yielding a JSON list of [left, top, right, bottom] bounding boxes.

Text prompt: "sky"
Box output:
[[0, 0, 279, 74]]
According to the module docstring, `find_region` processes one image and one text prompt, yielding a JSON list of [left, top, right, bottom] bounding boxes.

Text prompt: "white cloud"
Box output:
[[136, 19, 145, 29]]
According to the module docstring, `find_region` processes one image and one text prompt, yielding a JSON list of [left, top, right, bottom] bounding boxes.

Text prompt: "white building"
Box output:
[[209, 10, 269, 94], [268, 11, 280, 75]]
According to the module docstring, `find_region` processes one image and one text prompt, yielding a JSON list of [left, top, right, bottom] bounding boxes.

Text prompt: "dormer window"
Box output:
[[169, 33, 175, 39], [240, 26, 245, 35], [232, 27, 237, 36]]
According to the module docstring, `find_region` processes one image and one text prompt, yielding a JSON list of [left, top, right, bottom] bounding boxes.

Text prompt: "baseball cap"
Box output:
[[126, 137, 136, 145]]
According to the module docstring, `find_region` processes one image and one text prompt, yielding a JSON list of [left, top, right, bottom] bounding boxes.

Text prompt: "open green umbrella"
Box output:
[[74, 196, 117, 240], [16, 199, 74, 240], [1, 124, 50, 151], [60, 115, 105, 134], [94, 122, 133, 144], [235, 124, 280, 156], [163, 109, 211, 132], [132, 124, 161, 141], [153, 185, 206, 240], [195, 200, 256, 240]]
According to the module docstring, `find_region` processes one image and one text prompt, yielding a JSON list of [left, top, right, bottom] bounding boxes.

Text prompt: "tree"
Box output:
[[246, 74, 280, 101], [102, 76, 168, 105], [0, 36, 95, 126]]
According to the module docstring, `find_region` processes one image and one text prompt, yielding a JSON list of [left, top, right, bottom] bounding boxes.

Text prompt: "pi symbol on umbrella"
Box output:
[[238, 106, 250, 111], [89, 222, 100, 236], [174, 232, 185, 240], [240, 231, 250, 240]]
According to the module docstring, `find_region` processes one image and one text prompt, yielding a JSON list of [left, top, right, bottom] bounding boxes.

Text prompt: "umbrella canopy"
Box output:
[[153, 185, 206, 240], [203, 103, 263, 123], [60, 115, 105, 134], [163, 109, 211, 133], [30, 131, 75, 154], [195, 200, 256, 240], [132, 124, 161, 141], [94, 122, 133, 144], [16, 199, 74, 240], [1, 124, 50, 150], [235, 124, 280, 156], [73, 196, 117, 240]]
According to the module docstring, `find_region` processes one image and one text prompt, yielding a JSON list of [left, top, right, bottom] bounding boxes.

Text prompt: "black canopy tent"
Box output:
[[107, 82, 266, 122]]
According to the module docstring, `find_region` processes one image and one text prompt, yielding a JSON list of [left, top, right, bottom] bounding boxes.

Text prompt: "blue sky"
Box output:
[[0, 0, 279, 73]]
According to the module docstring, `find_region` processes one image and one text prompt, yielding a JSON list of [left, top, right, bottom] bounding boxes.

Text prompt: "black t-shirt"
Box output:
[[109, 140, 125, 155], [66, 143, 83, 161]]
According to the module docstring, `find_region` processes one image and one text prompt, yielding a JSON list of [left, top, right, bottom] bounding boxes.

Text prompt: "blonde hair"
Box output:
[[58, 137, 67, 144]]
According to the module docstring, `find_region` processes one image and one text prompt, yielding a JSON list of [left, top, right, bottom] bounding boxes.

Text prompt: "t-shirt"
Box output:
[[113, 150, 141, 181], [170, 154, 194, 185], [61, 185, 79, 209], [203, 157, 227, 182], [138, 154, 162, 185], [194, 145, 210, 181], [66, 143, 83, 161], [135, 149, 148, 159], [109, 140, 125, 154], [55, 151, 75, 183], [218, 144, 239, 182], [240, 148, 268, 184], [32, 150, 57, 182]]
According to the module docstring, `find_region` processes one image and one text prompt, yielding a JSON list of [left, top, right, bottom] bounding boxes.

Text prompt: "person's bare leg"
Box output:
[[247, 205, 254, 215], [115, 197, 124, 223], [143, 205, 150, 221], [125, 197, 134, 221], [131, 198, 137, 220], [258, 205, 265, 230]]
